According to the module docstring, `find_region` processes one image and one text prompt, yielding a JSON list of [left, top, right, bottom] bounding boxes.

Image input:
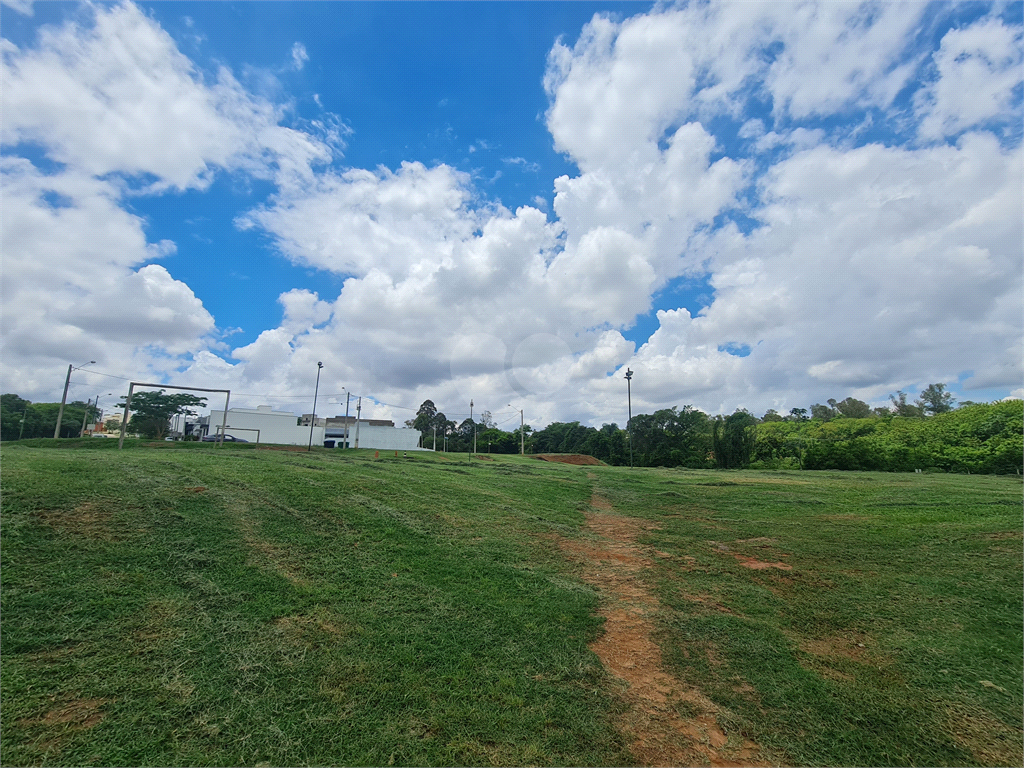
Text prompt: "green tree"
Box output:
[[889, 390, 924, 417], [761, 408, 784, 422], [916, 383, 955, 415], [811, 403, 837, 422], [712, 410, 757, 468], [1, 394, 31, 441], [413, 400, 438, 441], [116, 390, 207, 440], [834, 397, 872, 419]]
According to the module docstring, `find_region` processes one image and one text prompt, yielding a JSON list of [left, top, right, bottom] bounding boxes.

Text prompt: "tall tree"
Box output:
[[712, 410, 757, 468], [834, 397, 872, 419], [116, 390, 207, 440], [889, 390, 924, 417], [916, 383, 955, 415], [811, 403, 837, 422], [413, 400, 438, 440]]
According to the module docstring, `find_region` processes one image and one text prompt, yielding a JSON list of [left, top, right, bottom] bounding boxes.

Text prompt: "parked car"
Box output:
[[201, 434, 248, 442]]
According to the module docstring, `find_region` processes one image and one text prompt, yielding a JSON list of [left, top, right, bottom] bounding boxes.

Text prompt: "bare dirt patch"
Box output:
[[22, 697, 110, 730], [35, 502, 119, 540], [559, 490, 767, 767], [799, 634, 871, 661], [535, 453, 605, 466], [236, 514, 306, 586], [731, 554, 793, 571], [942, 701, 1024, 766]]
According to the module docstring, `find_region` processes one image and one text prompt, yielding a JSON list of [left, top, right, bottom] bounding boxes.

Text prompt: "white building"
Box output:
[[207, 406, 324, 446], [324, 423, 422, 451], [205, 405, 423, 450]]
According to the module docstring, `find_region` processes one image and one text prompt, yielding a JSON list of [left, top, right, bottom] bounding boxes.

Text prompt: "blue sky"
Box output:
[[1, 1, 1021, 425]]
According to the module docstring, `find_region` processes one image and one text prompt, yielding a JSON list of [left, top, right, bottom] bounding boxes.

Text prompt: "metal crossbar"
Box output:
[[118, 382, 231, 449]]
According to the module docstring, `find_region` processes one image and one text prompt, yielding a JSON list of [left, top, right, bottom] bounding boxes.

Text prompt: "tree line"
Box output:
[[407, 385, 1022, 474], [6, 385, 1020, 474], [1, 391, 207, 442]]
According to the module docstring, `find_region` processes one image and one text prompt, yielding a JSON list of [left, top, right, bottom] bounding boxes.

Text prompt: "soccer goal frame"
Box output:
[[118, 382, 231, 450]]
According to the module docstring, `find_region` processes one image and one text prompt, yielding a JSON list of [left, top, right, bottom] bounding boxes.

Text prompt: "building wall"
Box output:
[[327, 424, 422, 451], [209, 408, 324, 446]]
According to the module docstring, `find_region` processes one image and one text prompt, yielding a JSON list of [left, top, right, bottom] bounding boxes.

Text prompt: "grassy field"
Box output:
[[1, 439, 1021, 766]]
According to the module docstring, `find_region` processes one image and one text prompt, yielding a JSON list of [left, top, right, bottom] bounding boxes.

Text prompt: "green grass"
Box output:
[[595, 468, 1024, 767], [2, 441, 1021, 766]]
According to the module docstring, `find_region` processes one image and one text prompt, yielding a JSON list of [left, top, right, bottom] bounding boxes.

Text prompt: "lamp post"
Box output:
[[343, 389, 350, 448], [625, 368, 633, 468], [54, 361, 95, 438], [508, 404, 524, 456], [308, 361, 323, 452], [80, 393, 112, 437]]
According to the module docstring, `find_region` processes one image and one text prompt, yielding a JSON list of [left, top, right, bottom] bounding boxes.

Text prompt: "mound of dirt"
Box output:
[[534, 454, 605, 466]]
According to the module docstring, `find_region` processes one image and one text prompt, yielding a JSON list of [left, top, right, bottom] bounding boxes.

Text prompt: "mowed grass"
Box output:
[[595, 468, 1023, 767], [1, 442, 628, 767], [2, 440, 1021, 766]]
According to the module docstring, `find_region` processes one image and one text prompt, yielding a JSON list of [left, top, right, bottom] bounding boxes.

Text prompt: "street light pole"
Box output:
[[625, 368, 633, 468], [54, 361, 95, 439], [308, 361, 323, 452], [343, 390, 351, 449]]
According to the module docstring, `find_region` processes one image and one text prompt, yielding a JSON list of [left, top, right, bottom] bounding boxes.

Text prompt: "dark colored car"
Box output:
[[201, 435, 248, 442]]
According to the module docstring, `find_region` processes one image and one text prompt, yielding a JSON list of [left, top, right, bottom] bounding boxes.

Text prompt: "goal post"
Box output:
[[118, 382, 231, 450]]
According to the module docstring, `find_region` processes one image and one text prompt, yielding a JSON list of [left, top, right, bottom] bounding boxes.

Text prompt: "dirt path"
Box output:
[[559, 483, 767, 767]]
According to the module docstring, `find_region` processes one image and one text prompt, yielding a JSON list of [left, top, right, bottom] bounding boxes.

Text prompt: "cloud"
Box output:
[[0, 2, 330, 400], [503, 156, 541, 172], [291, 41, 309, 71], [0, 157, 215, 393], [175, 4, 1024, 421], [1, 0, 33, 15], [1, 1, 334, 191], [915, 16, 1023, 140], [3, 1, 1020, 426]]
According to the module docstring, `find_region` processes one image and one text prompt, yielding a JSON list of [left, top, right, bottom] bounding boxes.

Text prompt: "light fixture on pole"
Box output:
[[343, 389, 351, 449], [308, 361, 323, 452], [54, 361, 95, 439], [81, 393, 113, 437], [625, 368, 633, 468], [508, 404, 524, 456]]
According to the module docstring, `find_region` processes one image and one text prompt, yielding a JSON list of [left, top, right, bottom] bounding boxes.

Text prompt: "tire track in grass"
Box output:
[[559, 477, 767, 767]]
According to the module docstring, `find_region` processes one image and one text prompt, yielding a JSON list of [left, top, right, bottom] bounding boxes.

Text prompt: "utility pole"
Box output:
[[509, 404, 524, 455], [354, 397, 361, 449], [432, 424, 437, 451], [469, 399, 473, 460], [79, 396, 93, 437], [54, 361, 94, 438], [343, 390, 351, 448], [625, 368, 633, 468], [308, 361, 323, 452]]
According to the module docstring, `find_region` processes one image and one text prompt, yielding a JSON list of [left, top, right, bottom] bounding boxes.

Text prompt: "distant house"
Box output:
[[203, 406, 422, 449], [323, 421, 421, 450], [207, 405, 325, 446]]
